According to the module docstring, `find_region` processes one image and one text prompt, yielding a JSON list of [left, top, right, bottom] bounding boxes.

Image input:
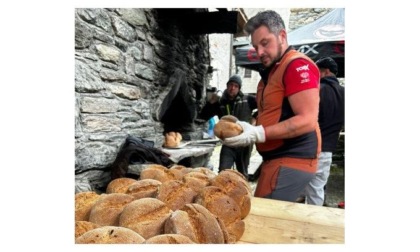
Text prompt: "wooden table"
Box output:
[[238, 197, 344, 244]]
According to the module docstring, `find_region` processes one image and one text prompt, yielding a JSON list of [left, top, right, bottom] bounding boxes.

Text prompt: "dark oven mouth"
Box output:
[[155, 69, 197, 135]]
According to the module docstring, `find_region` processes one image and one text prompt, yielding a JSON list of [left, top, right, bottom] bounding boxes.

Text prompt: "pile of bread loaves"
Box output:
[[75, 164, 252, 244]]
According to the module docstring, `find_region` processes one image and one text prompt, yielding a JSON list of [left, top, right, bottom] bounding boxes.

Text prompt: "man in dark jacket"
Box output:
[[199, 75, 257, 179], [301, 57, 345, 205]]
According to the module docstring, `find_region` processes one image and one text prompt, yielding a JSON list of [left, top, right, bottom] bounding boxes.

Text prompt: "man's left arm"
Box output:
[[264, 88, 319, 140], [264, 58, 320, 140]]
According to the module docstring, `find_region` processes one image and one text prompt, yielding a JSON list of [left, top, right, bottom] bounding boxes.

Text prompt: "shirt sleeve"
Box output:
[[283, 58, 320, 97]]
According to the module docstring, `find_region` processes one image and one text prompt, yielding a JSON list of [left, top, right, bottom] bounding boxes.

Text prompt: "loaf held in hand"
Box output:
[[213, 115, 243, 140]]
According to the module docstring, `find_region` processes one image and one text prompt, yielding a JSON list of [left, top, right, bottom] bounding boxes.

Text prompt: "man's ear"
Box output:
[[279, 29, 287, 44]]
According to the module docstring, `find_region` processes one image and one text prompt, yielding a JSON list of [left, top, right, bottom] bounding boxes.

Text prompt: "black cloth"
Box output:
[[109, 135, 174, 179], [318, 76, 345, 152]]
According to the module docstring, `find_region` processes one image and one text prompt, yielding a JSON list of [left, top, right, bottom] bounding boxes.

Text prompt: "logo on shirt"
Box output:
[[300, 72, 310, 84], [295, 64, 309, 72], [300, 72, 309, 79]]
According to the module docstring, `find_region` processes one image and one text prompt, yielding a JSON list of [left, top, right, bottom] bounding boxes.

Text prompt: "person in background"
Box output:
[[222, 10, 321, 202], [199, 75, 257, 180], [298, 57, 345, 206]]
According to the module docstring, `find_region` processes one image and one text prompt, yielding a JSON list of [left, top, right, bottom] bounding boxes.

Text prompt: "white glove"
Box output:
[[222, 121, 266, 147]]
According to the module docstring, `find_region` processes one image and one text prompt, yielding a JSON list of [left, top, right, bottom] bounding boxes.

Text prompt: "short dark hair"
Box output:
[[244, 10, 286, 36], [316, 57, 338, 75]]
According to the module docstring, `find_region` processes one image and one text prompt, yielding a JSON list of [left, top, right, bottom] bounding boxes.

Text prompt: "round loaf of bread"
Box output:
[[156, 180, 197, 211], [194, 186, 245, 242], [75, 226, 145, 244], [217, 169, 252, 193], [119, 198, 173, 239], [191, 167, 217, 179], [143, 234, 195, 244], [163, 131, 182, 148], [213, 115, 243, 140], [167, 165, 189, 180], [140, 164, 178, 183], [75, 191, 101, 221], [75, 221, 100, 240], [105, 177, 137, 194], [169, 165, 193, 177], [182, 171, 211, 194], [214, 215, 236, 244], [89, 193, 135, 226], [125, 179, 162, 199], [211, 170, 252, 219], [164, 203, 225, 244]]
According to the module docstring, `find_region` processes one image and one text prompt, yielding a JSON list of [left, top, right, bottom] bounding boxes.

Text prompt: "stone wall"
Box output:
[[75, 8, 211, 192], [289, 8, 332, 31]]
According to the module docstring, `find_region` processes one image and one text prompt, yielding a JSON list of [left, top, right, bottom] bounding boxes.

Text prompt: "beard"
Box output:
[[261, 38, 283, 69]]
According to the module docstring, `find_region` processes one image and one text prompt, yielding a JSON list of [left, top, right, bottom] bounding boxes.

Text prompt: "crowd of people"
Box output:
[[199, 10, 344, 207]]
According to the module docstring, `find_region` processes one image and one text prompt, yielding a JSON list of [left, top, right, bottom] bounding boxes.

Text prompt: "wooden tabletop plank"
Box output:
[[238, 197, 345, 244], [250, 197, 344, 228]]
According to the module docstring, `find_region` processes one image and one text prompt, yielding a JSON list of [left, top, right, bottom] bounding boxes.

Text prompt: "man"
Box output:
[[301, 57, 345, 205], [223, 10, 321, 202], [199, 75, 257, 179]]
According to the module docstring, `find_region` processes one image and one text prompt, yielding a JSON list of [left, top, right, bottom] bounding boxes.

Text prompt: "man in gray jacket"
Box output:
[[199, 75, 257, 179]]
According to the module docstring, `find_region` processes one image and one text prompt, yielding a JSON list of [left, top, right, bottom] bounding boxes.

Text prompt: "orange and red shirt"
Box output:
[[256, 49, 321, 161]]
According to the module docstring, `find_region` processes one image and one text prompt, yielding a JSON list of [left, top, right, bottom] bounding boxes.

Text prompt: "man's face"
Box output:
[[226, 82, 240, 99], [251, 25, 284, 67], [319, 68, 328, 78]]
